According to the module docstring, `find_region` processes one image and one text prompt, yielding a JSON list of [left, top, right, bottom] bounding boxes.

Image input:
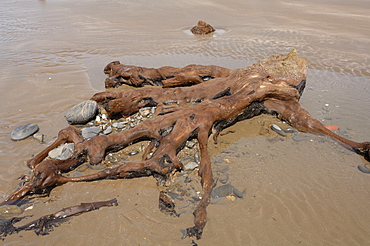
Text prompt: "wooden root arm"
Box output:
[[103, 61, 231, 88], [264, 99, 370, 159], [0, 198, 117, 239]]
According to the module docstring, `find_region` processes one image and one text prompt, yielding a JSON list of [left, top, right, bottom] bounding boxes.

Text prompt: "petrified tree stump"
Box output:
[[1, 50, 369, 240]]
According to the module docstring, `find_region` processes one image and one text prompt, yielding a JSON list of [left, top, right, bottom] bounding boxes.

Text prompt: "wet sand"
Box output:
[[1, 0, 370, 245]]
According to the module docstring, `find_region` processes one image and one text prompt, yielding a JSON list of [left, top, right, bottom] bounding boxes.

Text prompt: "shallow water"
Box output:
[[0, 0, 369, 245]]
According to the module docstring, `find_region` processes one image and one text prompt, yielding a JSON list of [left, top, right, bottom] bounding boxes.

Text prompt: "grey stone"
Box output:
[[186, 141, 196, 149], [11, 123, 39, 141], [81, 126, 102, 139], [33, 133, 45, 143], [219, 173, 229, 184], [139, 107, 151, 117], [211, 184, 245, 198], [283, 127, 298, 133], [48, 143, 75, 160], [128, 150, 139, 156], [103, 126, 112, 135], [65, 100, 98, 124], [271, 124, 286, 136], [184, 162, 199, 170], [116, 122, 127, 128]]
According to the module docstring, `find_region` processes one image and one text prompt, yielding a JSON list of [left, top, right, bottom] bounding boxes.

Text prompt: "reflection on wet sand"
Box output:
[[0, 0, 369, 245]]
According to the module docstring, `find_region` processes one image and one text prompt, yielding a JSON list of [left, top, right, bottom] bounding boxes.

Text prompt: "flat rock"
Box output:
[[33, 133, 45, 143], [211, 184, 245, 198], [184, 162, 199, 170], [48, 143, 75, 160], [139, 107, 151, 117], [11, 123, 39, 141], [103, 126, 112, 135], [65, 100, 98, 124], [81, 126, 102, 139]]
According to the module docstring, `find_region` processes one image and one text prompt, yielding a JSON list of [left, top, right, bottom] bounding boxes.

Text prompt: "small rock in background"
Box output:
[[10, 123, 39, 141], [65, 100, 98, 124], [33, 133, 45, 143], [48, 143, 75, 160], [81, 126, 102, 139]]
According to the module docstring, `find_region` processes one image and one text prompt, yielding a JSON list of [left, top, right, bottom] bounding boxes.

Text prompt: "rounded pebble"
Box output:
[[33, 133, 45, 143], [212, 184, 234, 198], [184, 162, 199, 170], [11, 123, 39, 141], [271, 124, 286, 136], [233, 188, 246, 198], [48, 143, 75, 160], [186, 141, 196, 149], [139, 107, 151, 117], [81, 126, 102, 139], [283, 127, 298, 133], [219, 173, 229, 184], [128, 150, 139, 156], [103, 126, 112, 135], [65, 100, 98, 124], [115, 122, 127, 129], [358, 164, 370, 174]]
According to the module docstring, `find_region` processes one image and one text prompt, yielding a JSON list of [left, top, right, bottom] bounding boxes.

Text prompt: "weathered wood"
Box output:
[[0, 199, 117, 239], [1, 50, 369, 239]]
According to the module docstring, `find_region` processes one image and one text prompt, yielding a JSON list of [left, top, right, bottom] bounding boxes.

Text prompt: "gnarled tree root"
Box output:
[[1, 50, 369, 240]]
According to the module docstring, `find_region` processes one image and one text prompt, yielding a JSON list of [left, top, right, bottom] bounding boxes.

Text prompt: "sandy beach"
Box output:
[[0, 0, 369, 245]]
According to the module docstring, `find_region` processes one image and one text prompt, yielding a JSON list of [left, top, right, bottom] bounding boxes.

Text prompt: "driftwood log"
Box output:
[[1, 50, 369, 239], [0, 198, 117, 239]]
